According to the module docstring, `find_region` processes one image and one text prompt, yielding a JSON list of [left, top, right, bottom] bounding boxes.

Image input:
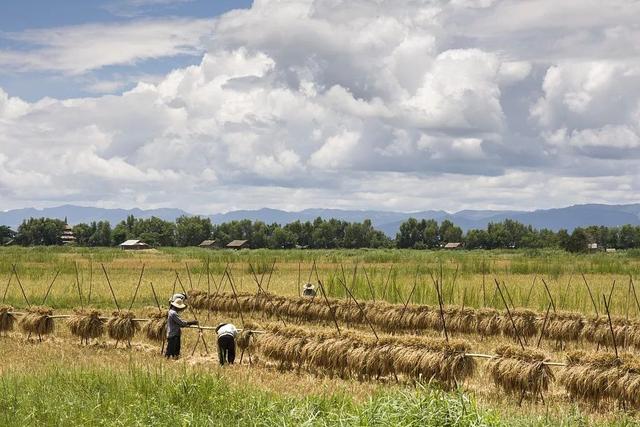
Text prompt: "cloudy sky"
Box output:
[[1, 0, 639, 214]]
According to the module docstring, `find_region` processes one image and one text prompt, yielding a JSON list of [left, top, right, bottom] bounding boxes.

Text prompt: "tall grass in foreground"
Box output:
[[0, 364, 633, 427]]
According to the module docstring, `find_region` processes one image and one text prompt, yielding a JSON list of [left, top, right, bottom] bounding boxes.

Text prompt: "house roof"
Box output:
[[226, 239, 248, 247], [444, 242, 462, 249], [199, 239, 217, 246], [120, 239, 144, 246]]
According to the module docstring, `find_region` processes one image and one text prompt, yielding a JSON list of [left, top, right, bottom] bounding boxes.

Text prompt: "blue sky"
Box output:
[[0, 0, 252, 100], [0, 0, 638, 214]]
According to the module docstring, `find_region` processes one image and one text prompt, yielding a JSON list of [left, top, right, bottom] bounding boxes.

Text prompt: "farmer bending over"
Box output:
[[216, 322, 238, 365], [165, 294, 198, 359]]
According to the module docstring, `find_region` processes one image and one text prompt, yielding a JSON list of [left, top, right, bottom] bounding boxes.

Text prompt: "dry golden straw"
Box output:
[[0, 304, 16, 334], [142, 309, 167, 343], [67, 309, 104, 342], [488, 345, 554, 400], [19, 306, 55, 338], [106, 311, 139, 343]]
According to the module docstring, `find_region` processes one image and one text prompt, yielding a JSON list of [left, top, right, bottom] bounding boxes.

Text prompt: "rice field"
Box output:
[[2, 246, 640, 426]]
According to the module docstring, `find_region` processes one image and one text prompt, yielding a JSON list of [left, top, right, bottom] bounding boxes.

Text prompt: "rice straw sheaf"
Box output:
[[261, 323, 475, 385], [67, 309, 104, 341], [538, 311, 585, 342], [476, 308, 501, 336], [560, 351, 622, 406], [107, 311, 139, 342], [488, 345, 554, 399], [142, 308, 167, 342], [498, 309, 538, 339], [237, 321, 260, 352], [0, 304, 16, 334], [19, 306, 55, 338], [581, 316, 629, 348]]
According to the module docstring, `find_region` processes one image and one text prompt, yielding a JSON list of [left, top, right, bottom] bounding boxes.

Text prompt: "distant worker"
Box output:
[[165, 295, 198, 359], [216, 322, 238, 365], [302, 282, 317, 297]]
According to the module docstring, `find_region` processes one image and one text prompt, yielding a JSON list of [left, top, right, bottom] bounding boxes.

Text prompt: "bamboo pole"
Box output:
[[495, 279, 525, 350], [101, 264, 120, 312], [540, 278, 557, 313], [1, 266, 14, 303], [249, 263, 286, 326], [41, 270, 60, 306], [337, 275, 378, 340], [524, 274, 537, 307], [581, 274, 599, 317], [74, 262, 84, 309], [537, 302, 552, 348], [128, 263, 146, 311], [382, 264, 393, 300], [12, 265, 31, 308], [603, 294, 619, 359], [363, 266, 375, 302]]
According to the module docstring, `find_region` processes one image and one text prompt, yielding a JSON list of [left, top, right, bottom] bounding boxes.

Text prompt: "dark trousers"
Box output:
[[218, 334, 235, 365], [165, 335, 181, 358]]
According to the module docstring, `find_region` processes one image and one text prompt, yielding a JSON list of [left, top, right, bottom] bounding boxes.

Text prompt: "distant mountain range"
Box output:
[[2, 203, 640, 237]]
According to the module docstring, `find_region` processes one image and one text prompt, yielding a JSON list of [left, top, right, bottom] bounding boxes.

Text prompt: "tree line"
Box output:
[[4, 215, 640, 252]]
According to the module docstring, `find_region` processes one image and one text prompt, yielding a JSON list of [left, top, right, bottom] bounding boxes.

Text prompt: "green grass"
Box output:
[[1, 363, 637, 426], [0, 363, 497, 427]]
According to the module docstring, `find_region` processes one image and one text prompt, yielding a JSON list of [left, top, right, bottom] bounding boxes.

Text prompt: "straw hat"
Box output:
[[170, 297, 186, 310], [216, 322, 227, 332], [303, 283, 315, 289], [169, 293, 186, 303]]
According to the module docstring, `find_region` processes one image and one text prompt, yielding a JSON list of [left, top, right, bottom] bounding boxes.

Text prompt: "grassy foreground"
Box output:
[[0, 362, 623, 427]]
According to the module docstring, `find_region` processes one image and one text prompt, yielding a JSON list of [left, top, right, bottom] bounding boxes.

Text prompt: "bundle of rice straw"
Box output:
[[498, 309, 538, 339], [476, 308, 501, 336], [19, 306, 55, 339], [106, 310, 139, 343], [560, 351, 622, 406], [67, 309, 104, 342], [142, 308, 167, 342], [488, 345, 554, 400], [0, 304, 16, 334], [237, 321, 260, 352], [581, 316, 628, 348], [539, 311, 585, 342]]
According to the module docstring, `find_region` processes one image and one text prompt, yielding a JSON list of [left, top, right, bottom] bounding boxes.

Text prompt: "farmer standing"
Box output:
[[165, 294, 198, 359], [216, 322, 238, 365]]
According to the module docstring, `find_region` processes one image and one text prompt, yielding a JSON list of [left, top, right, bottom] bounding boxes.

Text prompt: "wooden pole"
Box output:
[[176, 271, 209, 355], [12, 265, 31, 308], [225, 270, 245, 326], [150, 282, 162, 314], [128, 263, 145, 311], [74, 262, 84, 309], [185, 262, 194, 290], [502, 280, 516, 310], [362, 266, 375, 302], [264, 260, 276, 292], [495, 279, 525, 350], [101, 264, 120, 312], [482, 259, 487, 307], [540, 278, 557, 313], [206, 259, 211, 322], [581, 274, 599, 317], [1, 268, 14, 303], [626, 276, 632, 320], [382, 264, 393, 300], [537, 302, 552, 348], [448, 263, 459, 304], [433, 271, 448, 342], [524, 274, 537, 307], [607, 280, 616, 308], [297, 261, 301, 298], [88, 258, 93, 305], [41, 270, 60, 306], [318, 280, 341, 335], [603, 294, 619, 359], [337, 275, 378, 340], [398, 268, 419, 324], [249, 263, 286, 326]]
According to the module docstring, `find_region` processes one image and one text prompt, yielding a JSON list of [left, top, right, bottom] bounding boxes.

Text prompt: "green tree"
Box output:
[[16, 218, 65, 245], [175, 216, 213, 247]]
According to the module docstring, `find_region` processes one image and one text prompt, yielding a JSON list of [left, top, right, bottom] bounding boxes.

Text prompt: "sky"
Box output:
[[0, 0, 639, 214]]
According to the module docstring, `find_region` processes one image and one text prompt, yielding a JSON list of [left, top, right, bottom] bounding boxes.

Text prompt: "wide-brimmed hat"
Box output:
[[171, 297, 186, 309], [169, 293, 186, 303], [215, 322, 227, 332], [303, 283, 315, 289]]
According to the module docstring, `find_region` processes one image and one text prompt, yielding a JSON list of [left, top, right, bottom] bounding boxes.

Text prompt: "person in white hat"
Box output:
[[302, 282, 316, 297], [165, 296, 198, 359], [215, 322, 238, 365]]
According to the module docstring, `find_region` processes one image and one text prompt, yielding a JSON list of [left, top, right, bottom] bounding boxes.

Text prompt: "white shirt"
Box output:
[[217, 324, 238, 338]]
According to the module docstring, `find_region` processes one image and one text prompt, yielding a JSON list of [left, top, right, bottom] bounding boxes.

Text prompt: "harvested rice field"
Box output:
[[2, 247, 640, 426]]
